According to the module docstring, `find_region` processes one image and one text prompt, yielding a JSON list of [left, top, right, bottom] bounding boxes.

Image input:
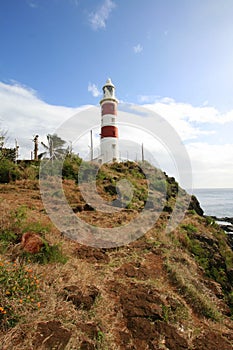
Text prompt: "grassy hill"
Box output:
[[0, 160, 233, 349]]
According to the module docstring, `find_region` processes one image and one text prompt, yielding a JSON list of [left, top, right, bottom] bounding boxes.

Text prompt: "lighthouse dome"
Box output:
[[105, 78, 114, 87]]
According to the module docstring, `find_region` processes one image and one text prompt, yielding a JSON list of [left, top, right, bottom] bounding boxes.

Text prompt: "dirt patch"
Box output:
[[108, 281, 189, 349], [127, 317, 160, 341], [155, 321, 188, 350], [63, 285, 99, 310], [74, 244, 110, 263], [120, 283, 164, 320], [115, 253, 164, 280], [32, 320, 71, 350], [78, 322, 99, 340], [79, 340, 95, 350], [193, 330, 232, 350]]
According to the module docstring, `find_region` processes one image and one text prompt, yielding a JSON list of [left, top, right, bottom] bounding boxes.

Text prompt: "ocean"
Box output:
[[192, 188, 233, 218]]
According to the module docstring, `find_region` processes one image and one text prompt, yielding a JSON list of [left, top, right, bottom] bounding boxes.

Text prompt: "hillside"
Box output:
[[0, 160, 233, 350]]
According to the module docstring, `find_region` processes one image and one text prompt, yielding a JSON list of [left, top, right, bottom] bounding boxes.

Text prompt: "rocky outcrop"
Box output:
[[211, 216, 233, 249], [188, 195, 204, 216]]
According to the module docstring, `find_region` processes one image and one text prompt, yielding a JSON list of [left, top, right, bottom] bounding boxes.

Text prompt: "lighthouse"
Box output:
[[99, 78, 119, 164]]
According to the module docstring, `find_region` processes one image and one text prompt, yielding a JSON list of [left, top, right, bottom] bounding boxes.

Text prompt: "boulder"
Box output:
[[21, 232, 44, 254]]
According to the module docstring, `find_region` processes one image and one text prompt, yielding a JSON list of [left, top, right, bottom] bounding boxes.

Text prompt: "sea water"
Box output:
[[192, 188, 233, 218]]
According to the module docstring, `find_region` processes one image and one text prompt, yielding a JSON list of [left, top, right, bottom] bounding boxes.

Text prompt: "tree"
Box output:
[[39, 133, 68, 160], [0, 127, 7, 149], [0, 128, 19, 163]]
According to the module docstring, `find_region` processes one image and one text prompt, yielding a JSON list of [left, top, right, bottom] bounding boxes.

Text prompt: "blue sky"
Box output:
[[0, 0, 233, 188]]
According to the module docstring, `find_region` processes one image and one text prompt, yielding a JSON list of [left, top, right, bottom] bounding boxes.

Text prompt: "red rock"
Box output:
[[21, 232, 44, 254]]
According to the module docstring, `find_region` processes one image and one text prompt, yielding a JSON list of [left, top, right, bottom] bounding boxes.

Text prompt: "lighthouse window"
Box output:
[[112, 144, 116, 149], [112, 118, 114, 123]]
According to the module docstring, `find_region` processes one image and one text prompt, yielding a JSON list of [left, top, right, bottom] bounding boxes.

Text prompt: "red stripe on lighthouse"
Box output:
[[101, 102, 117, 116], [101, 126, 118, 138]]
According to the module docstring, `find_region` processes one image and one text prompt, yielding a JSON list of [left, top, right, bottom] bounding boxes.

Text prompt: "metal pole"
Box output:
[[90, 130, 93, 161], [34, 135, 39, 161], [15, 139, 19, 163], [142, 143, 144, 162]]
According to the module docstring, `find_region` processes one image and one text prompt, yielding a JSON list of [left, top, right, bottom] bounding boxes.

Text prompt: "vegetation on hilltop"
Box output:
[[0, 158, 233, 349]]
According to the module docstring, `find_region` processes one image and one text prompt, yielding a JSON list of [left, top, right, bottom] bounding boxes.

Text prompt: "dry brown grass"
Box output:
[[0, 179, 233, 349]]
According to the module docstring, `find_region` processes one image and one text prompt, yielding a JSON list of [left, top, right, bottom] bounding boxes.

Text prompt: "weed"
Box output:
[[181, 223, 198, 234], [188, 209, 196, 215], [97, 330, 105, 343], [162, 305, 170, 322]]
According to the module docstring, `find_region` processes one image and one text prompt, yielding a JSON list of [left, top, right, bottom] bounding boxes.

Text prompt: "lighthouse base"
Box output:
[[99, 137, 119, 164]]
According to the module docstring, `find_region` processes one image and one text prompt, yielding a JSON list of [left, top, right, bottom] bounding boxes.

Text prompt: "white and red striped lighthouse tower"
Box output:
[[99, 78, 119, 163]]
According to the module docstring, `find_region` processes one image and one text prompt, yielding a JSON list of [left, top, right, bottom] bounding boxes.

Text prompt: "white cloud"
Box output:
[[187, 142, 233, 188], [27, 0, 38, 8], [88, 82, 101, 97], [70, 0, 79, 6], [140, 98, 233, 187], [0, 81, 90, 159], [144, 97, 233, 126], [1, 80, 233, 188], [138, 95, 159, 103], [133, 44, 143, 54], [88, 0, 116, 30]]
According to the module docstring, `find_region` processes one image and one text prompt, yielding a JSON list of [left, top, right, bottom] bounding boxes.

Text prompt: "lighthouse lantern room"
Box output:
[[99, 78, 119, 164]]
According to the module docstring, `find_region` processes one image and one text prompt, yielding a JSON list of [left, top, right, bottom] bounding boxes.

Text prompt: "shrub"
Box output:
[[21, 241, 67, 264], [62, 155, 81, 181], [0, 159, 21, 183], [0, 206, 28, 252]]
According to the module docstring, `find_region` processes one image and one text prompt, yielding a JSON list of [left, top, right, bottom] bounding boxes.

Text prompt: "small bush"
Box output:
[[21, 241, 67, 265], [0, 206, 28, 251], [0, 159, 21, 183]]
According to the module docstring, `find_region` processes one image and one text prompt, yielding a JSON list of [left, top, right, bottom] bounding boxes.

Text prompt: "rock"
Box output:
[[227, 268, 233, 284], [32, 320, 71, 349], [219, 225, 233, 233], [73, 204, 84, 212], [80, 340, 95, 350], [188, 195, 204, 216], [21, 232, 44, 254], [227, 234, 233, 250], [83, 203, 95, 211], [104, 184, 117, 195]]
